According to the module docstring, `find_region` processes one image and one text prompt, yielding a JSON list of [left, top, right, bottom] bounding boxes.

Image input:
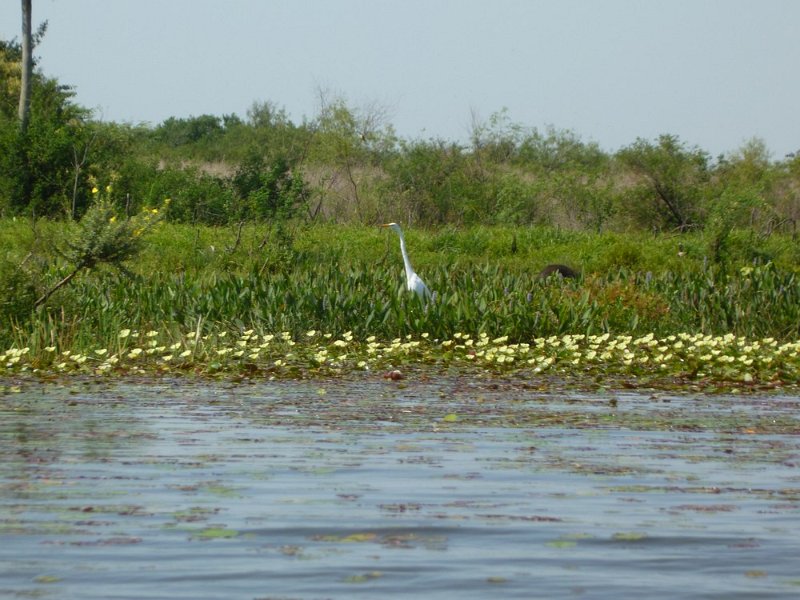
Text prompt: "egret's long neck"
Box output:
[[397, 233, 415, 282]]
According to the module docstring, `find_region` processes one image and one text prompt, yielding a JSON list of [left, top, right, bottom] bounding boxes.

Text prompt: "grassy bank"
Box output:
[[2, 220, 800, 386]]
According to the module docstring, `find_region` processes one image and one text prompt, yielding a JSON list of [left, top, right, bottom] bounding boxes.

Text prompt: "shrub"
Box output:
[[35, 196, 165, 308], [0, 257, 36, 343], [230, 153, 309, 221], [616, 134, 710, 231]]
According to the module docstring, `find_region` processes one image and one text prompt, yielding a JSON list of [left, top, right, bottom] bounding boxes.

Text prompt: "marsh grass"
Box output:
[[1, 220, 799, 384]]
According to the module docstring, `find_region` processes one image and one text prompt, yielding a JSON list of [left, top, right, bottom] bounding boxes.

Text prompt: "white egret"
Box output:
[[380, 223, 431, 300]]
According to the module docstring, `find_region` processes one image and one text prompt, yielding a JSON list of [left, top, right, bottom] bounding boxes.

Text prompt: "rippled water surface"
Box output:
[[1, 378, 799, 599]]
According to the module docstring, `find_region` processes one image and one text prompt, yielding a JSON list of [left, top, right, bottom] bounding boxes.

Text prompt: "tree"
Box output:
[[1, 21, 92, 217], [18, 0, 32, 134], [617, 135, 710, 231]]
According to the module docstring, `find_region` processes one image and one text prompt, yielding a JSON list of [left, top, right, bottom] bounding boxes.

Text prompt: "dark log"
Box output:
[[538, 263, 579, 279]]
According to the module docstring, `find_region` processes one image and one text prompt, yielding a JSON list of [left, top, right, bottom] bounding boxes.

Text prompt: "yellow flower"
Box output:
[[91, 186, 99, 194], [109, 216, 117, 223]]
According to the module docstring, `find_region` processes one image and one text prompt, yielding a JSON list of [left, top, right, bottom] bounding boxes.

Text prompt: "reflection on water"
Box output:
[[1, 379, 799, 599]]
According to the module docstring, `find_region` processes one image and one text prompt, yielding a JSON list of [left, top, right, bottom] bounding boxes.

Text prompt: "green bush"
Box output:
[[0, 257, 36, 344], [616, 134, 710, 231], [384, 139, 495, 225], [231, 153, 308, 221], [0, 70, 91, 217]]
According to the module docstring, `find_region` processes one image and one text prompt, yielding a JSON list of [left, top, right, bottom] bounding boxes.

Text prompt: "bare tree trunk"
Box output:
[[18, 0, 33, 134], [34, 263, 85, 309]]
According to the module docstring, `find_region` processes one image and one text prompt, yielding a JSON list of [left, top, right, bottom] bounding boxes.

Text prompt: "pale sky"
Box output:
[[2, 0, 799, 158]]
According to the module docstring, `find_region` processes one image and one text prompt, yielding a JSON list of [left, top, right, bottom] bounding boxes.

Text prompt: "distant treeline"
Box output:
[[2, 36, 799, 237]]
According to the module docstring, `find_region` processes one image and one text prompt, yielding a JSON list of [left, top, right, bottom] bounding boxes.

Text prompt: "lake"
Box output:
[[1, 377, 799, 599]]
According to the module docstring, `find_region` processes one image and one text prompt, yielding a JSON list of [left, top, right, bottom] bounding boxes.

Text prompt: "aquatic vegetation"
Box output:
[[2, 328, 798, 387], [3, 222, 799, 389]]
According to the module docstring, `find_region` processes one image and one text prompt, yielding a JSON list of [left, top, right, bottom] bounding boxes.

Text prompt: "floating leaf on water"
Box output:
[[344, 571, 383, 584], [546, 539, 577, 549], [612, 532, 647, 542], [279, 545, 304, 557], [70, 536, 142, 546], [673, 504, 737, 513], [341, 532, 377, 543], [171, 507, 219, 523], [745, 570, 768, 579], [487, 576, 508, 584], [203, 484, 240, 497], [193, 527, 239, 540], [34, 575, 61, 584], [313, 532, 377, 543], [442, 413, 459, 423]]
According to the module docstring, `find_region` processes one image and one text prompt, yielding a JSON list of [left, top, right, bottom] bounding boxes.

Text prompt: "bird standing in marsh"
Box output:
[[380, 222, 431, 301]]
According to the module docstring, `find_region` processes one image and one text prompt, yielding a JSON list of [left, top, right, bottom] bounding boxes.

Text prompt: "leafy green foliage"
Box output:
[[32, 197, 166, 311], [616, 134, 710, 231], [231, 154, 308, 220], [0, 36, 92, 217], [0, 256, 36, 331], [156, 114, 224, 148], [61, 198, 161, 270], [384, 139, 489, 224], [4, 222, 798, 356], [2, 33, 800, 238]]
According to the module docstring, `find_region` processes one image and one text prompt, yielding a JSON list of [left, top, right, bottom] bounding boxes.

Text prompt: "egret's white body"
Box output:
[[381, 222, 431, 300]]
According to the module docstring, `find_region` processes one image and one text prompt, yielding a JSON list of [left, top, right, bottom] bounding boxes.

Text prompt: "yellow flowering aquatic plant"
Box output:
[[2, 328, 799, 388]]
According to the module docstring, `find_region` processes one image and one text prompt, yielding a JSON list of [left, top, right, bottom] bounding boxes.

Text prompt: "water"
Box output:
[[1, 378, 799, 599]]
